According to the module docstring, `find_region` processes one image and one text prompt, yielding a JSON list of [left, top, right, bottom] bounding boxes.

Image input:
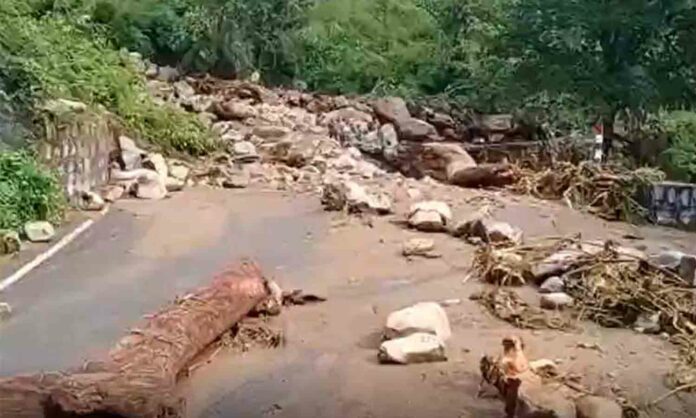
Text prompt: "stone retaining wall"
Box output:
[[36, 108, 118, 205], [647, 181, 696, 230]]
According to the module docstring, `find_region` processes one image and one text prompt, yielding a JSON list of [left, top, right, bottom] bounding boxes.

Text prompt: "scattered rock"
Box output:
[[575, 396, 622, 418], [385, 302, 451, 341], [156, 65, 180, 82], [143, 153, 169, 180], [323, 107, 373, 125], [540, 293, 574, 310], [173, 80, 195, 100], [529, 359, 559, 377], [514, 374, 577, 418], [408, 201, 452, 232], [79, 190, 105, 211], [651, 250, 696, 286], [231, 141, 260, 163], [118, 135, 146, 170], [252, 125, 291, 140], [165, 177, 186, 192], [402, 238, 438, 258], [396, 118, 439, 142], [101, 185, 125, 202], [378, 333, 447, 364], [41, 98, 87, 115], [429, 112, 455, 131], [379, 123, 399, 159], [24, 221, 55, 243], [373, 97, 410, 124], [168, 162, 191, 182], [633, 311, 661, 334], [0, 302, 12, 321], [321, 180, 392, 215], [539, 276, 565, 294], [459, 218, 523, 245], [213, 101, 257, 120], [1, 230, 21, 255], [223, 170, 251, 189], [134, 170, 168, 200]]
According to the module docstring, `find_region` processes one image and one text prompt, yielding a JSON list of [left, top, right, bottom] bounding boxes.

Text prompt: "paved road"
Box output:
[[0, 189, 324, 375]]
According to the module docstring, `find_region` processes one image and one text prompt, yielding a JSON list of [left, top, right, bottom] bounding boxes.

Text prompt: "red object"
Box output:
[[592, 123, 604, 135]]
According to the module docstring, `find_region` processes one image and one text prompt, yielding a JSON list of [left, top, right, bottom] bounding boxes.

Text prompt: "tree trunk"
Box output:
[[0, 261, 269, 418]]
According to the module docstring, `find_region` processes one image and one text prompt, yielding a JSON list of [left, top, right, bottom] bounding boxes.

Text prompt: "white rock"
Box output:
[[0, 302, 12, 321], [143, 153, 168, 180], [367, 192, 393, 214], [101, 185, 125, 202], [575, 396, 622, 418], [135, 170, 168, 200], [540, 293, 574, 310], [168, 163, 190, 181], [408, 201, 451, 232], [385, 302, 451, 341], [402, 238, 436, 257], [409, 201, 452, 223], [529, 359, 559, 376], [330, 153, 358, 171], [539, 276, 565, 294], [24, 221, 55, 242], [231, 141, 260, 163], [79, 190, 105, 211], [165, 177, 185, 192], [118, 135, 146, 170], [379, 333, 446, 364]]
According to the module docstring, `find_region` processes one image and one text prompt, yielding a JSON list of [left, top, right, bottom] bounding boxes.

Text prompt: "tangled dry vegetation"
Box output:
[[471, 238, 696, 396], [510, 162, 665, 222]]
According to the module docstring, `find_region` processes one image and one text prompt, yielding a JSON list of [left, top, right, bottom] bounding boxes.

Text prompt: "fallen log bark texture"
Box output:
[[0, 261, 269, 418]]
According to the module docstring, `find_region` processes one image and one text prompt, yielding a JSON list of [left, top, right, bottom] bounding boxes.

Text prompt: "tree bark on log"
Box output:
[[448, 163, 517, 188], [0, 261, 269, 418]]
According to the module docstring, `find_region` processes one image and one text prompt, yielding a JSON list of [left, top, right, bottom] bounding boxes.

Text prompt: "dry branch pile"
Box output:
[[510, 162, 664, 222], [471, 238, 696, 392]]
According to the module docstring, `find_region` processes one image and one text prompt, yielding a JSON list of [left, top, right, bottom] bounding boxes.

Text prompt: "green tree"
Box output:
[[505, 0, 696, 139]]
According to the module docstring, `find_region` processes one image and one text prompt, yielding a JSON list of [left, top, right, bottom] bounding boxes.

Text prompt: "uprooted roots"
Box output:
[[510, 161, 664, 222]]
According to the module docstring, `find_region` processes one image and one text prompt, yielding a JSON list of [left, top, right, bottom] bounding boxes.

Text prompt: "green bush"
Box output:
[[0, 3, 214, 155], [296, 0, 440, 95], [658, 111, 696, 182], [0, 151, 65, 231]]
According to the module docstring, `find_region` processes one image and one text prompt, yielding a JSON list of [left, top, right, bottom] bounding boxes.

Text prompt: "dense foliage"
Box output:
[[0, 151, 65, 230], [2, 0, 696, 177], [0, 0, 214, 155]]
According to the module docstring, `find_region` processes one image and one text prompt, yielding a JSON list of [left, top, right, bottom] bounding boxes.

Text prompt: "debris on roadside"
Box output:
[[510, 161, 664, 222], [471, 236, 696, 394]]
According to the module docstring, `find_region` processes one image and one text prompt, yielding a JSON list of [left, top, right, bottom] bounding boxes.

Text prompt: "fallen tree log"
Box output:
[[0, 261, 269, 418]]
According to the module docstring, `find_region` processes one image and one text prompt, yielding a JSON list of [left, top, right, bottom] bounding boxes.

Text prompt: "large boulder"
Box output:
[[373, 97, 410, 124], [24, 221, 55, 243], [512, 372, 576, 418], [408, 201, 452, 232], [143, 153, 168, 180], [322, 107, 373, 125], [575, 396, 622, 418], [230, 141, 260, 163], [213, 101, 257, 120], [252, 125, 292, 141], [385, 301, 451, 341], [380, 124, 399, 160], [397, 118, 439, 142], [118, 135, 146, 170], [78, 190, 106, 211], [134, 170, 168, 200], [378, 333, 447, 364]]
